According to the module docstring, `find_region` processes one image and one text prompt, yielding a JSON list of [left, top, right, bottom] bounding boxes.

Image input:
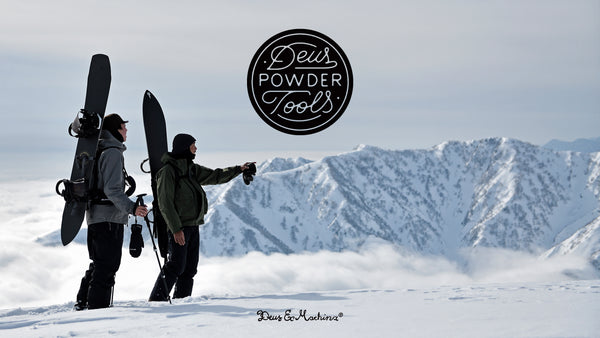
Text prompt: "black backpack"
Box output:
[[56, 147, 135, 207]]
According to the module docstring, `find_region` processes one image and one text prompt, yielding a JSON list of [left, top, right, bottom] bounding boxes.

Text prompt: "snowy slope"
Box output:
[[2, 139, 600, 336], [1, 281, 599, 338]]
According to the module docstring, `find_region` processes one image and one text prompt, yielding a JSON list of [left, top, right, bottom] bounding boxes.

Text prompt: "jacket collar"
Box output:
[[99, 130, 126, 151], [161, 152, 191, 174]]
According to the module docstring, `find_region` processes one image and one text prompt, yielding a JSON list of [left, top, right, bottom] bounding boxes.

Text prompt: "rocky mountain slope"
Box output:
[[199, 138, 600, 268], [38, 138, 600, 269]]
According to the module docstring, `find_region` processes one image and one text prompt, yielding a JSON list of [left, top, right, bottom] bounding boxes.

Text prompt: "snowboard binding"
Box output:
[[56, 178, 89, 203], [125, 175, 136, 197], [68, 109, 101, 138], [140, 158, 151, 174]]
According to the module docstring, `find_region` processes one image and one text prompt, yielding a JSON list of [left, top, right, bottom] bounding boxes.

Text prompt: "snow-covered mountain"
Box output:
[[198, 138, 600, 268], [36, 137, 600, 269]]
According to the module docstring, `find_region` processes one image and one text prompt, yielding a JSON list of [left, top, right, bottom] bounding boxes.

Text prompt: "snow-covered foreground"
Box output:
[[2, 179, 600, 337], [1, 281, 599, 337]]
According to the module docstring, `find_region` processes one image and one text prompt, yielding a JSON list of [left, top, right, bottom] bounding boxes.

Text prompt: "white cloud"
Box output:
[[0, 180, 597, 309]]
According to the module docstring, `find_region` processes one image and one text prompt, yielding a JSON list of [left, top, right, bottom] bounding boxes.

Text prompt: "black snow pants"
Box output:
[[76, 222, 124, 309], [149, 226, 199, 301]]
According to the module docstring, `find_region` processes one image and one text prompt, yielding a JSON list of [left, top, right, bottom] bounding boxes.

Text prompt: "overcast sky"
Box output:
[[1, 0, 599, 178]]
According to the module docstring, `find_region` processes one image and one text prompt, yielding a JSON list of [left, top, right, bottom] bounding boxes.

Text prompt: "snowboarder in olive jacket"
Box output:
[[149, 133, 254, 301]]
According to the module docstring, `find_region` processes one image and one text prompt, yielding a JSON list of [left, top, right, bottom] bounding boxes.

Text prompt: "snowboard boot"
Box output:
[[87, 271, 115, 310], [148, 272, 175, 302], [75, 263, 94, 311], [149, 289, 169, 302], [148, 281, 169, 302], [173, 279, 193, 299], [74, 300, 88, 311], [87, 286, 112, 310]]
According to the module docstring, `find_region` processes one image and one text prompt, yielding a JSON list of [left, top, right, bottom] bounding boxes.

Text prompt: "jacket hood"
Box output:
[[161, 152, 190, 174], [99, 130, 126, 151]]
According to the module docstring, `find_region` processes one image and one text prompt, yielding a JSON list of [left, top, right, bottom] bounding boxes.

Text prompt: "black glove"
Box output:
[[129, 223, 144, 258], [243, 163, 257, 185]]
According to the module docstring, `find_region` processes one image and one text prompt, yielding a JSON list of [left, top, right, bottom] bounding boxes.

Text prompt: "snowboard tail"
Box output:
[[58, 54, 111, 246]]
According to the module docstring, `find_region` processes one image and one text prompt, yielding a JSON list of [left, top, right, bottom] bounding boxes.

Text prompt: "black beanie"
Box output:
[[103, 114, 128, 142], [172, 133, 196, 157]]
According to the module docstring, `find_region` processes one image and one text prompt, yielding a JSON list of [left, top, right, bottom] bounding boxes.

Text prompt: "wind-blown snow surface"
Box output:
[[1, 281, 599, 337], [2, 138, 600, 336]]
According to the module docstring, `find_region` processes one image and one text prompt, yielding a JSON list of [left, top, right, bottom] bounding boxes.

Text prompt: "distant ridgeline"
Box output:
[[38, 138, 600, 270], [200, 138, 600, 270], [544, 137, 600, 153]]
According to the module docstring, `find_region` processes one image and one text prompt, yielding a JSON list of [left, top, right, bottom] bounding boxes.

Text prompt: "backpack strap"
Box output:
[[89, 146, 135, 206], [165, 161, 188, 193]]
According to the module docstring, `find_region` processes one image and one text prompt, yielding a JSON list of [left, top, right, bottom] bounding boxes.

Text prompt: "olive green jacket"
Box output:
[[156, 153, 242, 234]]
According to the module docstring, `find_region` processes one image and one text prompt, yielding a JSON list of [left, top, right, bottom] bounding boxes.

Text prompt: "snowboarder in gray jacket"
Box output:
[[75, 113, 148, 310]]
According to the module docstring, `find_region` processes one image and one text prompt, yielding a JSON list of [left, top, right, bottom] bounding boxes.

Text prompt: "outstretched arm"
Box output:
[[195, 162, 255, 185]]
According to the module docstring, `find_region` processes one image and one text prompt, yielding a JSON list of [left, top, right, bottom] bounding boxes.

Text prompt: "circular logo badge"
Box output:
[[247, 29, 353, 135]]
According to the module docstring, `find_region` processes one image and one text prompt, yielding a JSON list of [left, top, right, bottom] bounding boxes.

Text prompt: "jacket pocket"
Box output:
[[174, 180, 200, 223]]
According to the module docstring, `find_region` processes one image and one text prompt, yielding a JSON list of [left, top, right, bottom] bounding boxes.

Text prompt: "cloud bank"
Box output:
[[1, 179, 597, 310]]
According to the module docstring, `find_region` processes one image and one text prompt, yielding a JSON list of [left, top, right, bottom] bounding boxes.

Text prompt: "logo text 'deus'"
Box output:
[[248, 29, 353, 135]]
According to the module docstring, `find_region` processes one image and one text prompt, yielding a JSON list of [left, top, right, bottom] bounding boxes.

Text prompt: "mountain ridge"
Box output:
[[37, 137, 600, 270], [200, 137, 600, 269], [544, 136, 600, 153]]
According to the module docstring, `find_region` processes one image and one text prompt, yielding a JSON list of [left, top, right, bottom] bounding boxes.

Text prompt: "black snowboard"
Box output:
[[60, 54, 111, 246], [142, 90, 169, 258]]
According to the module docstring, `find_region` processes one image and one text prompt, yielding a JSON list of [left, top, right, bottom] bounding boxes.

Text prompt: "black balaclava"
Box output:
[[102, 113, 128, 142], [172, 133, 196, 160]]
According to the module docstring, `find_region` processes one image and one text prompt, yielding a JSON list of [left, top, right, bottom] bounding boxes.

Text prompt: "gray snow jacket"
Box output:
[[85, 130, 136, 225]]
